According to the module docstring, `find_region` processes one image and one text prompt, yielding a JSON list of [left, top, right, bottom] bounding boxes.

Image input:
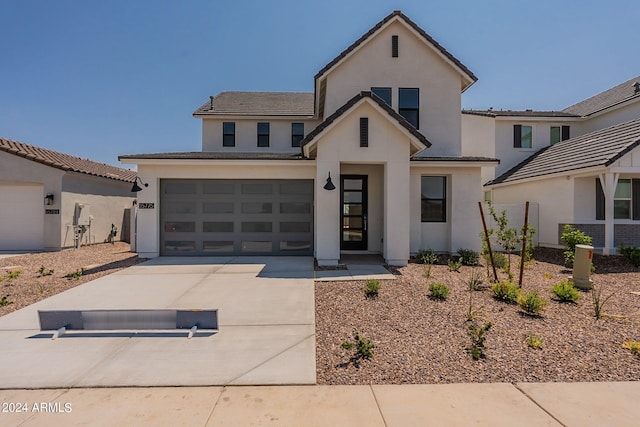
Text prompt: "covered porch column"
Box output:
[[599, 172, 619, 255], [315, 160, 341, 265], [384, 160, 410, 266]]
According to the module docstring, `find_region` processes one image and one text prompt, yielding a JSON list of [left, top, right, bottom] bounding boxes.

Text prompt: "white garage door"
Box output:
[[0, 185, 44, 250]]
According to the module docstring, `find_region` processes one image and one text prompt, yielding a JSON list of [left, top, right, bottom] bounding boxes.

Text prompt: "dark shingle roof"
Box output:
[[0, 138, 136, 182], [411, 156, 499, 163], [193, 92, 314, 116], [463, 110, 579, 118], [563, 75, 640, 116], [119, 152, 308, 161], [315, 10, 476, 86], [300, 91, 431, 149], [487, 118, 640, 186]]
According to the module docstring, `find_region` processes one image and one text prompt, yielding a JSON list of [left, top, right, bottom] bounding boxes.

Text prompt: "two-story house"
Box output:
[[120, 11, 498, 265]]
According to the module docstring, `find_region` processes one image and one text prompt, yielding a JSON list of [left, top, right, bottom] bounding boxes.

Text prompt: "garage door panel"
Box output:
[[161, 179, 313, 256], [0, 185, 44, 250]]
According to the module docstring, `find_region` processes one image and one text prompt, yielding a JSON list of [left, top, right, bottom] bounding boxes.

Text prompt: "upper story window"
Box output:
[[223, 122, 235, 147], [391, 35, 399, 57], [291, 123, 304, 147], [550, 126, 570, 145], [421, 176, 446, 222], [360, 117, 368, 147], [257, 122, 270, 147], [399, 88, 419, 129], [513, 125, 532, 149], [371, 87, 392, 106]]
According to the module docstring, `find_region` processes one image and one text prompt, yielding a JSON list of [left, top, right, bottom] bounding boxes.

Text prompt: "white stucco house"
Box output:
[[119, 11, 498, 266], [0, 138, 136, 251]]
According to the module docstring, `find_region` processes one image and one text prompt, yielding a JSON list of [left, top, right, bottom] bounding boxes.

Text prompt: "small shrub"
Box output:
[[364, 279, 380, 298], [447, 258, 462, 272], [429, 282, 450, 300], [518, 291, 547, 316], [36, 266, 54, 277], [35, 281, 45, 294], [543, 272, 552, 280], [618, 244, 640, 267], [5, 270, 21, 281], [65, 268, 84, 280], [560, 225, 593, 267], [552, 279, 582, 303], [491, 281, 520, 304], [483, 251, 508, 270], [468, 321, 492, 360], [526, 334, 544, 349], [341, 330, 375, 360], [592, 284, 614, 320], [622, 341, 640, 356], [415, 248, 439, 265], [467, 270, 483, 291], [0, 295, 13, 307], [457, 249, 479, 266]]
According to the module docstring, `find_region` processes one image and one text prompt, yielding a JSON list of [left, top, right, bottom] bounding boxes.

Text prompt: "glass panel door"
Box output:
[[341, 175, 368, 250]]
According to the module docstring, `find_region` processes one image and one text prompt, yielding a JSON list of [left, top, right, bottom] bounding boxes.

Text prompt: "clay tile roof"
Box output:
[[563, 75, 640, 116], [0, 138, 136, 182], [193, 92, 314, 116], [487, 117, 640, 186]]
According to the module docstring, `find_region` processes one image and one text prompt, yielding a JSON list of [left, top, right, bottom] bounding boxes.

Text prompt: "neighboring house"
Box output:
[[120, 11, 498, 265], [0, 138, 137, 251], [479, 76, 640, 254]]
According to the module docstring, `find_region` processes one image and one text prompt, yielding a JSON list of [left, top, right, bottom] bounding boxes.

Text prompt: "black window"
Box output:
[[513, 124, 532, 148], [399, 88, 419, 129], [392, 35, 399, 57], [371, 87, 392, 106], [257, 122, 269, 147], [223, 122, 235, 147], [360, 117, 368, 147], [421, 176, 446, 222], [551, 125, 570, 145], [291, 123, 304, 147]]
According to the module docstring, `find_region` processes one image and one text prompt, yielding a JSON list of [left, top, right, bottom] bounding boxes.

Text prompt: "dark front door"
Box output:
[[341, 175, 368, 250]]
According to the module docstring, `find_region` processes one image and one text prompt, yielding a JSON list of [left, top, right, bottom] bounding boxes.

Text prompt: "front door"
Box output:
[[341, 175, 368, 250]]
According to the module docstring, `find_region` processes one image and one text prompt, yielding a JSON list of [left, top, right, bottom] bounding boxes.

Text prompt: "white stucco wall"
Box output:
[[580, 101, 640, 134], [341, 164, 383, 253], [201, 118, 321, 152], [461, 113, 496, 183], [321, 19, 464, 157]]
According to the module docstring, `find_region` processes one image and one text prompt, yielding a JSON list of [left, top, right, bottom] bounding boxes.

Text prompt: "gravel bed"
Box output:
[[316, 248, 640, 384], [0, 242, 143, 317]]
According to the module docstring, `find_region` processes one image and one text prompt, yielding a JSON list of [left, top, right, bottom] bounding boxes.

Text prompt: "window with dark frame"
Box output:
[[291, 123, 304, 147], [399, 88, 419, 129], [360, 117, 368, 147], [392, 35, 399, 57], [421, 176, 446, 222], [371, 87, 392, 106], [223, 122, 235, 147], [550, 125, 570, 145], [257, 122, 270, 147], [596, 178, 640, 220], [513, 124, 532, 148]]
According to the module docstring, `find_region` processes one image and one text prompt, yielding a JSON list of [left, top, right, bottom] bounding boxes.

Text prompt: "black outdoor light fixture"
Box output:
[[131, 177, 149, 193], [323, 172, 336, 191], [44, 193, 54, 205]]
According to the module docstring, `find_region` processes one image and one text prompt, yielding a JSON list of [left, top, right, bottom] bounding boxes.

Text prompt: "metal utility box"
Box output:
[[74, 203, 91, 226]]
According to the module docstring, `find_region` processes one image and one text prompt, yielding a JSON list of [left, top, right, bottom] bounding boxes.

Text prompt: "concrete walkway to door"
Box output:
[[0, 257, 316, 388]]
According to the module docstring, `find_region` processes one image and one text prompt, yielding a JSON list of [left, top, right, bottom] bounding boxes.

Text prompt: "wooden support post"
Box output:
[[478, 202, 498, 283], [518, 201, 530, 288]]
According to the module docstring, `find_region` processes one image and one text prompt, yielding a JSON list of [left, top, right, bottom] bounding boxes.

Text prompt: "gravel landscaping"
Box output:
[[0, 242, 143, 317], [316, 248, 640, 384]]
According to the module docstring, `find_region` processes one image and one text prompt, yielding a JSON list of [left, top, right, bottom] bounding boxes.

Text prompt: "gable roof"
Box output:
[[487, 118, 640, 186], [119, 152, 307, 161], [193, 92, 314, 116], [0, 138, 136, 183], [563, 75, 640, 116], [300, 91, 430, 157], [462, 110, 579, 118], [314, 10, 477, 90]]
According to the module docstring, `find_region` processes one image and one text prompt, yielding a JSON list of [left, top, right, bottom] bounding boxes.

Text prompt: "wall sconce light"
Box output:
[[323, 172, 336, 191], [44, 193, 54, 205], [131, 177, 149, 193]]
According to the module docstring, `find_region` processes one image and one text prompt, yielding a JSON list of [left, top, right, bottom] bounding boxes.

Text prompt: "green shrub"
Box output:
[[36, 266, 54, 277], [622, 341, 640, 356], [518, 291, 547, 316], [429, 282, 450, 300], [618, 244, 640, 267], [415, 248, 439, 265], [468, 321, 492, 360], [491, 281, 520, 304], [526, 334, 544, 349], [457, 249, 479, 266], [0, 295, 13, 307], [65, 268, 84, 280], [466, 270, 483, 291], [560, 225, 593, 267], [341, 330, 375, 360], [364, 279, 380, 298], [447, 258, 462, 272], [483, 251, 508, 270], [5, 270, 21, 281], [552, 279, 582, 303], [592, 284, 614, 320]]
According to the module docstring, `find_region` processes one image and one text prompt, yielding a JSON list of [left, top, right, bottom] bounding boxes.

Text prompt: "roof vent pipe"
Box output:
[[209, 95, 214, 110], [634, 81, 640, 95]]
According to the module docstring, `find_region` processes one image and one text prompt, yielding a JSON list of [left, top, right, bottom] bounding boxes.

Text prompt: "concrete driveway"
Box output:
[[0, 257, 315, 388]]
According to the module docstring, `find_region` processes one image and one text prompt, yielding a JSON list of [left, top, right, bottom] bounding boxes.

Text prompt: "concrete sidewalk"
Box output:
[[1, 382, 638, 426]]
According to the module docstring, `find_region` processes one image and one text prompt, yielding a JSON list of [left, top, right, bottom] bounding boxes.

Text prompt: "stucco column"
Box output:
[[135, 175, 160, 257], [315, 161, 341, 265], [599, 172, 618, 255], [384, 161, 410, 266]]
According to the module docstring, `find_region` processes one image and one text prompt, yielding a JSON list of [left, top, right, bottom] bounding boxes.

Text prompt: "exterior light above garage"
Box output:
[[44, 193, 54, 205], [131, 177, 149, 193], [323, 172, 336, 191]]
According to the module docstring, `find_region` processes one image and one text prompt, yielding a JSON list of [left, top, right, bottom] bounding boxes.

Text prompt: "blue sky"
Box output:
[[1, 0, 639, 167]]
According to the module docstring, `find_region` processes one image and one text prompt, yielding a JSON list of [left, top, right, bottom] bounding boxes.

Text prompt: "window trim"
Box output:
[[257, 122, 270, 147], [514, 124, 532, 149], [222, 122, 235, 147], [421, 176, 446, 223], [291, 122, 304, 147], [399, 88, 419, 129], [550, 125, 570, 145]]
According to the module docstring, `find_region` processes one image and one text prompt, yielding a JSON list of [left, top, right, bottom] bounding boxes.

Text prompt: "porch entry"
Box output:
[[341, 175, 368, 250]]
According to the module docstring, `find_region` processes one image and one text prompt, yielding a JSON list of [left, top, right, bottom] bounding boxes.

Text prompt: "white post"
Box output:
[[130, 204, 138, 253], [599, 173, 618, 255]]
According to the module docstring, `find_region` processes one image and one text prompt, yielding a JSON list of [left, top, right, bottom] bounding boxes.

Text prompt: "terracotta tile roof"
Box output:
[[463, 110, 579, 118], [193, 92, 314, 116], [119, 152, 308, 161], [563, 75, 640, 116], [487, 117, 640, 185], [315, 10, 477, 86], [0, 138, 136, 183]]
